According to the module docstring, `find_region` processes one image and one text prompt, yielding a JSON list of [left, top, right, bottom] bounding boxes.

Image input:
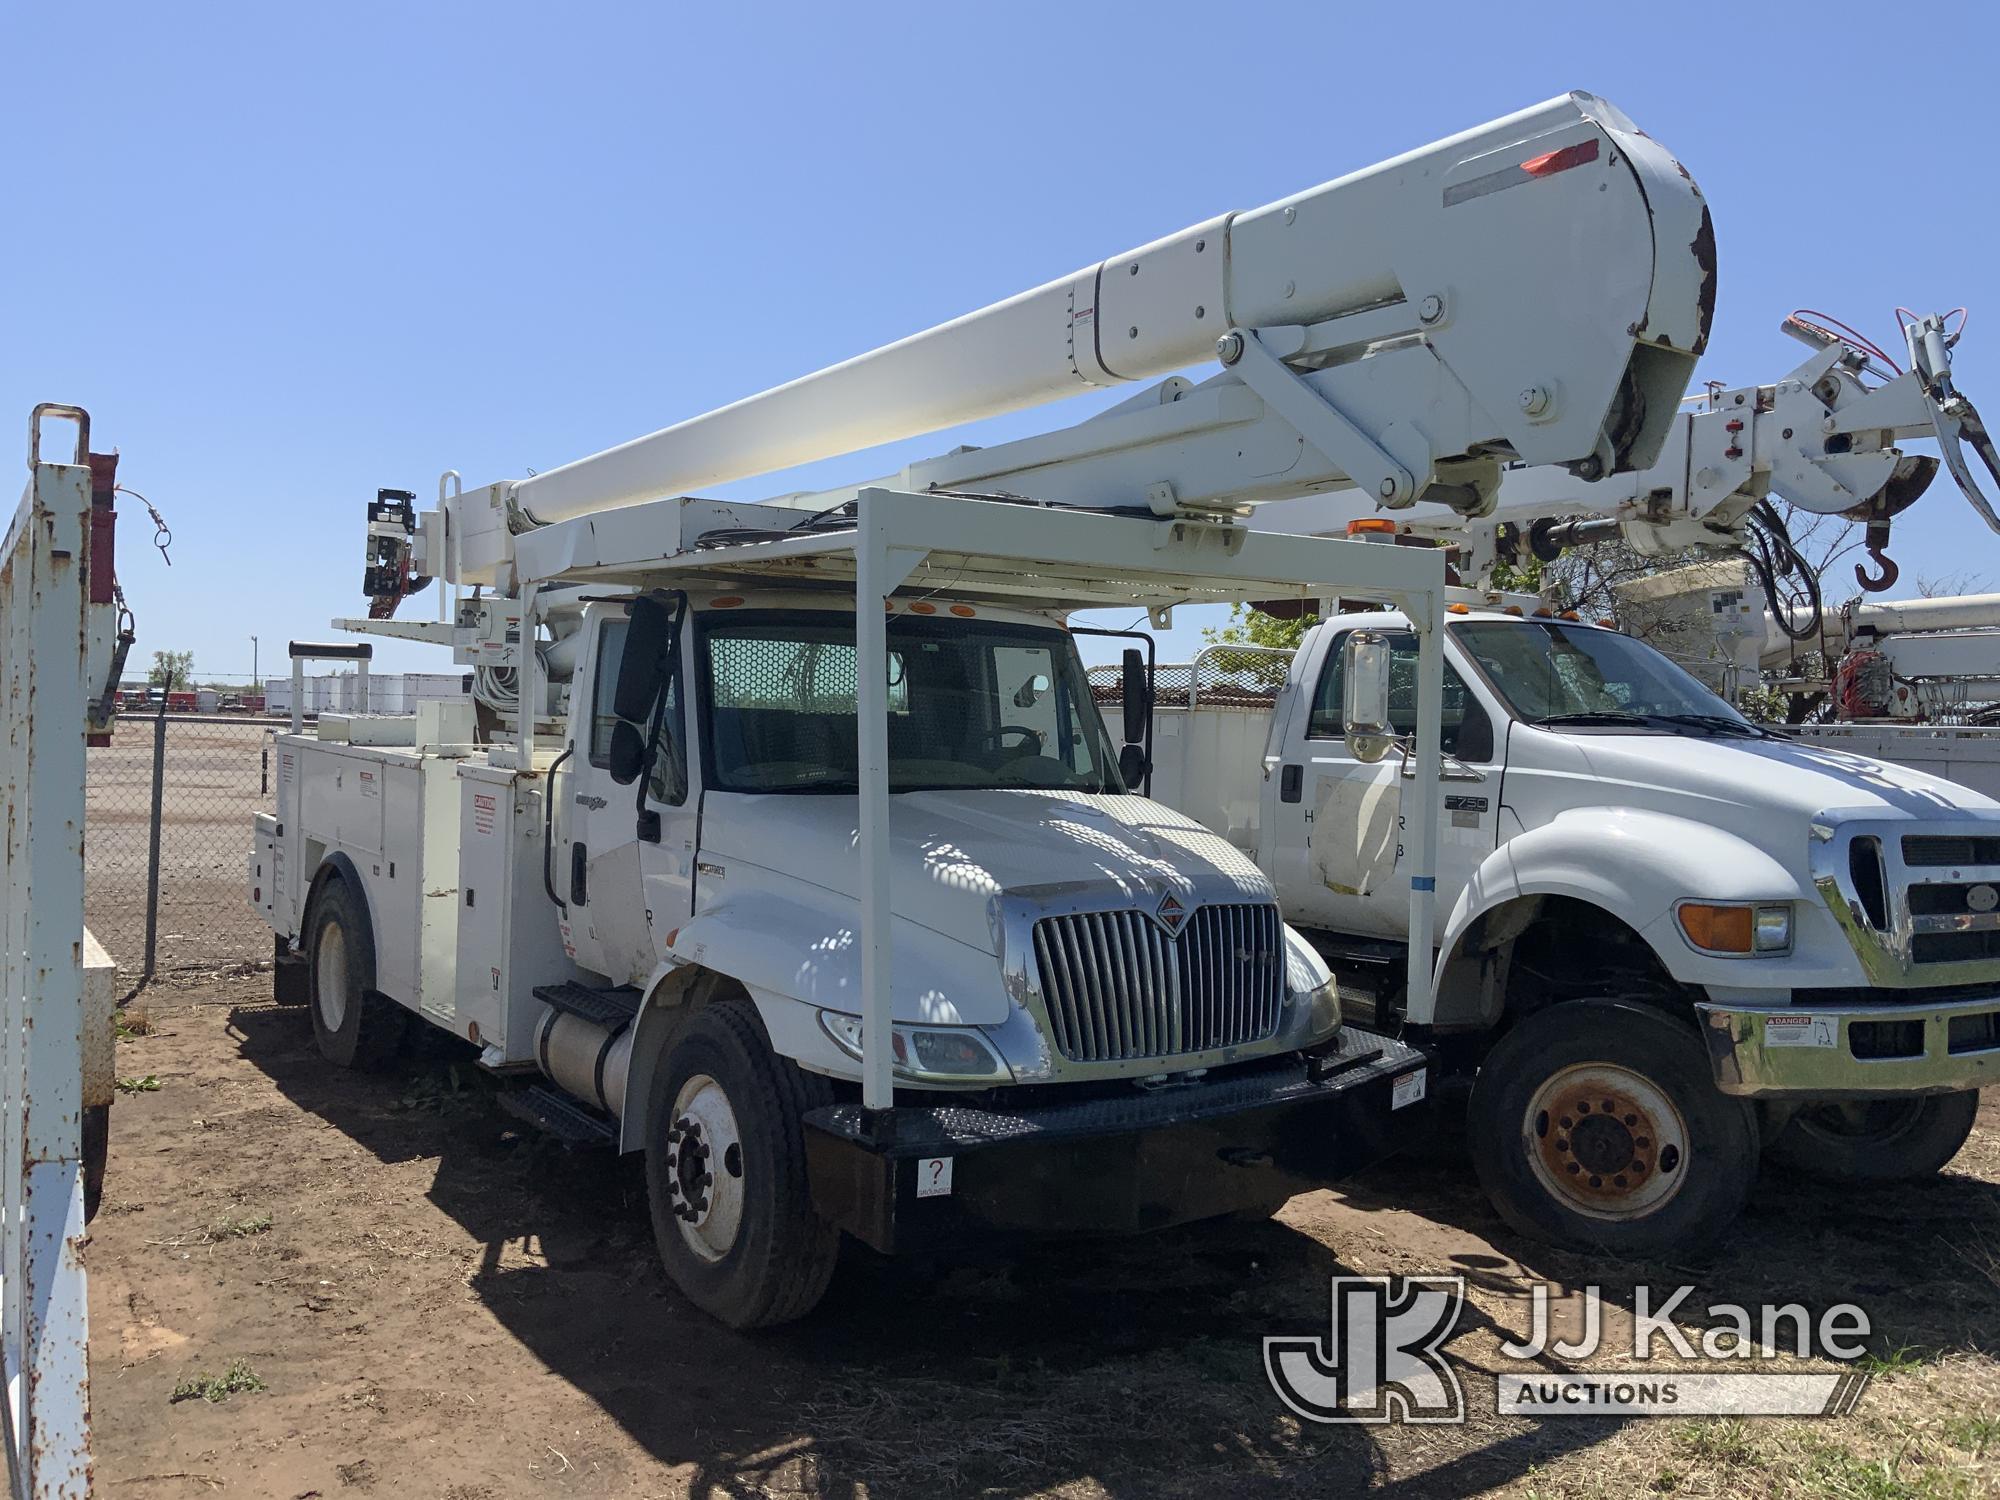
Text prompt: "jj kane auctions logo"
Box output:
[[1267, 1277, 1873, 1423]]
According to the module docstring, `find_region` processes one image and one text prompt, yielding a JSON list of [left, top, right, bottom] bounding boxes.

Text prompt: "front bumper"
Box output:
[[1695, 993, 2000, 1098], [803, 1028, 1429, 1255]]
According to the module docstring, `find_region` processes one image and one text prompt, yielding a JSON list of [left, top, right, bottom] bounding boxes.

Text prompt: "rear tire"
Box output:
[[1469, 1000, 1758, 1255], [644, 997, 839, 1328], [81, 1102, 108, 1222], [1765, 1091, 1979, 1183], [306, 877, 406, 1069]]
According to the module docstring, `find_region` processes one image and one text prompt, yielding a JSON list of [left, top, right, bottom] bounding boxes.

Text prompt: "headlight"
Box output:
[[1677, 901, 1792, 956], [816, 1011, 1010, 1084], [1301, 974, 1343, 1037]]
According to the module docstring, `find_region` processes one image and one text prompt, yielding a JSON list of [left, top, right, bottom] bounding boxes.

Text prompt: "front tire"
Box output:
[[1469, 1000, 1758, 1255], [306, 877, 407, 1069], [644, 997, 839, 1329], [1764, 1091, 1979, 1184]]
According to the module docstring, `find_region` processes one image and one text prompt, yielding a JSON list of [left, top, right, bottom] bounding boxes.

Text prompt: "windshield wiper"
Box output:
[[1528, 711, 1654, 727], [1648, 712, 1782, 740], [1529, 709, 1780, 740]]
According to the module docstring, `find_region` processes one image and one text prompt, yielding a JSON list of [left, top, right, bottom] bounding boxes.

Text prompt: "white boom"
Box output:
[[1243, 308, 1999, 625], [373, 91, 1714, 610], [514, 92, 1708, 526]]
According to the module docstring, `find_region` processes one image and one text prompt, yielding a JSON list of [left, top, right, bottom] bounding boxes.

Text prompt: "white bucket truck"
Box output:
[[251, 92, 1717, 1319], [1088, 298, 2000, 1255]]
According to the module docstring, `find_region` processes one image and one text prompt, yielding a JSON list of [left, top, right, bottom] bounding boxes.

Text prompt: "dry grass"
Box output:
[[87, 989, 2000, 1499]]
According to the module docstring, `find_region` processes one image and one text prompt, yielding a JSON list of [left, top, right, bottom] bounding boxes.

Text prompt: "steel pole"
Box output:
[[141, 698, 167, 986], [855, 509, 894, 1115], [1402, 599, 1445, 1021]]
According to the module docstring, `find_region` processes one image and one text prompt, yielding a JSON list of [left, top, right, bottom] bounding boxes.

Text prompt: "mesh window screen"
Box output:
[[703, 614, 1117, 794]]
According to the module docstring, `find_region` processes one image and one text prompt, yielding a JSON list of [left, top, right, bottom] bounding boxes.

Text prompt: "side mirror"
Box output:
[[614, 595, 673, 722], [1120, 648, 1150, 747], [606, 718, 647, 785], [1118, 742, 1149, 789], [1013, 672, 1052, 709], [1342, 631, 1395, 764]]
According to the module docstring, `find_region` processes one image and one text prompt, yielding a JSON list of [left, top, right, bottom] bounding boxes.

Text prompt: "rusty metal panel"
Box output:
[[0, 413, 97, 1498]]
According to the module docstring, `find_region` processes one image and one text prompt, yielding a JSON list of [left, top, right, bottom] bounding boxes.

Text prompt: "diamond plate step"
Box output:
[[532, 981, 643, 1032], [499, 1085, 616, 1146]]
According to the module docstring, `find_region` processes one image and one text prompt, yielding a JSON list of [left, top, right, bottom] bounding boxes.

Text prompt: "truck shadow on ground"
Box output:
[[227, 1001, 2000, 1498]]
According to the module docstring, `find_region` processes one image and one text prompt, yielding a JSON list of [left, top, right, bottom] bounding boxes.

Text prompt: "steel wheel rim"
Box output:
[[315, 919, 349, 1033], [1523, 1062, 1690, 1222], [667, 1073, 745, 1263]]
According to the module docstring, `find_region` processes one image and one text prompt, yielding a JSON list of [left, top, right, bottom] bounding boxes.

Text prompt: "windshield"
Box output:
[[1455, 620, 1751, 728], [699, 611, 1124, 794]]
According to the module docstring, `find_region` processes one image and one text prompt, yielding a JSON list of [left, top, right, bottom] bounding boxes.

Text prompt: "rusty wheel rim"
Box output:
[[1522, 1063, 1689, 1222]]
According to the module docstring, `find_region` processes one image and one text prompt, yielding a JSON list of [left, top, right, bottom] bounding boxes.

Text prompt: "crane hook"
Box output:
[[1855, 543, 1900, 593]]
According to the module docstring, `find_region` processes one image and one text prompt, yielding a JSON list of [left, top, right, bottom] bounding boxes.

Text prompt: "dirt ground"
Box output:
[[89, 974, 2000, 1499]]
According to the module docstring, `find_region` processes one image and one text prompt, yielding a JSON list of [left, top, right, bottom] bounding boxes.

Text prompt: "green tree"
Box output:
[[1203, 604, 1315, 653], [149, 649, 194, 692]]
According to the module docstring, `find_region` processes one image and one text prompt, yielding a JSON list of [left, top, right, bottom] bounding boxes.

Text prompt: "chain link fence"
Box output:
[[85, 712, 278, 985], [1089, 643, 1293, 710]]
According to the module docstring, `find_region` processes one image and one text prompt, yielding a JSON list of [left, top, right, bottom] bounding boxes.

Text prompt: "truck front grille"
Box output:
[[1903, 835, 2000, 867], [1817, 816, 2000, 983], [1030, 904, 1284, 1064]]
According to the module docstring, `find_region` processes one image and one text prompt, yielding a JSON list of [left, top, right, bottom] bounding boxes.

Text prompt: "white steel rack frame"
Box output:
[[511, 487, 1449, 1112]]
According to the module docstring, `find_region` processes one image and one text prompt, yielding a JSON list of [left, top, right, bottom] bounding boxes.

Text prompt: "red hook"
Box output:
[[1855, 545, 1900, 593]]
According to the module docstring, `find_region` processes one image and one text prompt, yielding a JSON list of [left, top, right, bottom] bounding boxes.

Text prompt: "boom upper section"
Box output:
[[365, 92, 1715, 613]]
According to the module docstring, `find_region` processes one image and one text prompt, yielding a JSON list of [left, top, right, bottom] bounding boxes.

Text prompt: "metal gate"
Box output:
[[0, 409, 98, 1496]]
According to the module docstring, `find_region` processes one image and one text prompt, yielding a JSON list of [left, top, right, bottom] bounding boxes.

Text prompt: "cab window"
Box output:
[[1306, 630, 1492, 761], [587, 613, 688, 805], [589, 618, 632, 766]]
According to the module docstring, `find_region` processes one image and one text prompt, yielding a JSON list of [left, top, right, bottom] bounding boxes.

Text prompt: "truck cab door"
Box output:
[[559, 603, 697, 987], [1273, 627, 1500, 939]]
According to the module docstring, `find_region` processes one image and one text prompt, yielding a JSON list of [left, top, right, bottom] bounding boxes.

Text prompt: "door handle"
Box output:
[[1279, 764, 1304, 803], [570, 841, 589, 906]]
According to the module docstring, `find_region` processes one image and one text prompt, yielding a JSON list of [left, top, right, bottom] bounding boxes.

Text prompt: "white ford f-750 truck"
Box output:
[[1124, 611, 1999, 1252]]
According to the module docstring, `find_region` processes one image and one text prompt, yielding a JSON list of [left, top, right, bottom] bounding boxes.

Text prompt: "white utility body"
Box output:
[[255, 92, 1721, 1319]]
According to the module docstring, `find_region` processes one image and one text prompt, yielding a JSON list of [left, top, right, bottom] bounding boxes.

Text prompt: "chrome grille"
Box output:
[[1904, 835, 2000, 867], [1030, 904, 1284, 1063], [1815, 815, 2000, 984]]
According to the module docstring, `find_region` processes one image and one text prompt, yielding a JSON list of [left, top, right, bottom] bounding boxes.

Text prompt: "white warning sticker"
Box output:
[[1391, 1068, 1428, 1110], [916, 1157, 954, 1198], [1764, 1013, 1838, 1049]]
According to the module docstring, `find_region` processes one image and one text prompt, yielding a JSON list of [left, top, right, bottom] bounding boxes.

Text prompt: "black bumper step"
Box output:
[[532, 981, 643, 1032], [499, 1085, 616, 1146], [804, 1029, 1432, 1254]]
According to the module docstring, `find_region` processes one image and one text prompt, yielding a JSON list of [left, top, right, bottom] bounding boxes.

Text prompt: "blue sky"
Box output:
[[6, 1, 1995, 681]]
